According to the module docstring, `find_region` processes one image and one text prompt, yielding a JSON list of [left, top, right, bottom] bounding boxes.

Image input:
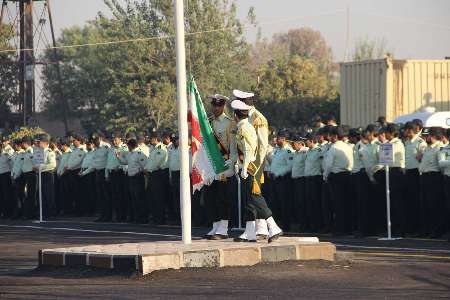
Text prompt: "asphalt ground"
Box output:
[[0, 218, 449, 299]]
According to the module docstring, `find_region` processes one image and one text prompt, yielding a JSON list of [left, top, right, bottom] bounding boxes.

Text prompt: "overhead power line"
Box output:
[[0, 10, 345, 54]]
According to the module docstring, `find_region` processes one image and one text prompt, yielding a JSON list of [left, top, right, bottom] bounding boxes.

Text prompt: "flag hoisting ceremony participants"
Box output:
[[231, 99, 283, 243], [203, 94, 236, 240], [233, 89, 271, 239]]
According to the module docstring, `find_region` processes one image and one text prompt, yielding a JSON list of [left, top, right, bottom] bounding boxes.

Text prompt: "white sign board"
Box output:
[[379, 143, 393, 165], [32, 148, 45, 165]]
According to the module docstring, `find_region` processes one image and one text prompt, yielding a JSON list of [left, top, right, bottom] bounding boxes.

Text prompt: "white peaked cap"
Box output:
[[210, 94, 230, 101], [231, 100, 252, 111], [233, 89, 254, 99]]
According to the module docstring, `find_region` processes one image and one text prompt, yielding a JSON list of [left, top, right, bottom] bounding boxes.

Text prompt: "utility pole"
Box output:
[[20, 0, 35, 126], [4, 0, 66, 131], [174, 0, 191, 244], [343, 4, 350, 62]]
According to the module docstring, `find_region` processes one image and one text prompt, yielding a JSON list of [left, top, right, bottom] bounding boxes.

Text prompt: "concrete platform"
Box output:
[[39, 237, 335, 275]]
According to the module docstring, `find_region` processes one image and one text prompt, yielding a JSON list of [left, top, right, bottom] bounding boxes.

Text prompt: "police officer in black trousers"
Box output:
[[384, 123, 406, 236], [420, 127, 445, 238], [33, 134, 57, 218], [21, 136, 37, 219], [323, 126, 353, 235]]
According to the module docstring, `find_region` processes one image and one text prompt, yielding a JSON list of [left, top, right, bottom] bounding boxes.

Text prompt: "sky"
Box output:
[[39, 0, 450, 61]]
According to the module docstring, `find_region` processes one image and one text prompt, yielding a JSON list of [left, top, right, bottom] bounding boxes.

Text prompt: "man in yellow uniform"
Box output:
[[231, 100, 282, 243], [232, 90, 270, 239], [204, 94, 235, 240]]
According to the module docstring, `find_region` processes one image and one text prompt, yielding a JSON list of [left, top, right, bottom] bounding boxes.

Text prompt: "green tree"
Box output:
[[250, 26, 339, 129], [0, 24, 18, 113], [41, 0, 254, 133], [255, 55, 333, 102]]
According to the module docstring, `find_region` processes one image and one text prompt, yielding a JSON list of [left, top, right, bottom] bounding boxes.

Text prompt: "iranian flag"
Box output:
[[188, 76, 227, 192]]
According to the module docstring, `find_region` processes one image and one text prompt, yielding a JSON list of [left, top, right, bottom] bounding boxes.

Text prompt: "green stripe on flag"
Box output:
[[190, 77, 226, 174]]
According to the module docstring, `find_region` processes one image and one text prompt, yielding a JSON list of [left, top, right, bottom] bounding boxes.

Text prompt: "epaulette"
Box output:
[[252, 115, 268, 128]]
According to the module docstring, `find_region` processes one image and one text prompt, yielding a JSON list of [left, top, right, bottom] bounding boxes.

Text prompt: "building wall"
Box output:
[[340, 58, 450, 127]]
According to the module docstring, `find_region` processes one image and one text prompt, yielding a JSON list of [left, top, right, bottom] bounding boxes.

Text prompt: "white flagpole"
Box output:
[[174, 0, 191, 244], [385, 165, 391, 239]]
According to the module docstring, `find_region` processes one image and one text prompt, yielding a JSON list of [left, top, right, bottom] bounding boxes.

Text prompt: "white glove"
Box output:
[[240, 169, 248, 179], [223, 168, 235, 178], [224, 159, 232, 167]]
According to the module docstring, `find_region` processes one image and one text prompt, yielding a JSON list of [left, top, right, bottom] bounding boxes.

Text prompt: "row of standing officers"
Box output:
[[1, 99, 449, 241], [265, 121, 450, 239], [0, 131, 183, 225]]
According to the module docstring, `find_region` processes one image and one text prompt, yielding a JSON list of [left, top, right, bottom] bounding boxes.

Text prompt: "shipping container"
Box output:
[[339, 57, 450, 127]]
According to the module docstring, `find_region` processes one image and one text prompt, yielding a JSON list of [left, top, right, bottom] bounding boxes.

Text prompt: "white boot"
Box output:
[[256, 219, 269, 240], [205, 221, 219, 239], [211, 220, 229, 239], [234, 221, 257, 242], [266, 217, 283, 243]]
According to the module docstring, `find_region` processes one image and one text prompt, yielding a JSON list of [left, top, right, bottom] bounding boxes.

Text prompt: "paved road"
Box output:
[[0, 219, 449, 299]]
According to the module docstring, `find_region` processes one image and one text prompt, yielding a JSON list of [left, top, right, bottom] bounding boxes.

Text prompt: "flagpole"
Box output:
[[174, 0, 191, 244]]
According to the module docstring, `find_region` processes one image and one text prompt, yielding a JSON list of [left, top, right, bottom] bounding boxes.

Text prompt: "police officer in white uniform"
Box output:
[[403, 121, 427, 235], [291, 134, 308, 231], [438, 128, 450, 241], [419, 127, 445, 238], [145, 131, 169, 225], [270, 130, 294, 231], [0, 136, 14, 217], [204, 94, 235, 240], [323, 126, 353, 235], [117, 138, 148, 223]]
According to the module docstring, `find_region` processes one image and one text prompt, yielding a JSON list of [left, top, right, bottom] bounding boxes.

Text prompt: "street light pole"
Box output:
[[174, 0, 191, 244]]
